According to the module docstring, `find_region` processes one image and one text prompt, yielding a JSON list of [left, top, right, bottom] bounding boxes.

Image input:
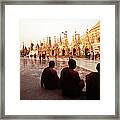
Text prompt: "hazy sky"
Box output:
[[19, 19, 99, 47]]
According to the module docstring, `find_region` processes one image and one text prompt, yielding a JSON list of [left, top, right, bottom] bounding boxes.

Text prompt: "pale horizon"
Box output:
[[20, 19, 99, 49]]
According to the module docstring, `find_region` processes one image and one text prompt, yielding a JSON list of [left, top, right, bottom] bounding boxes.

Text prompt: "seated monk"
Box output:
[[41, 61, 59, 90], [86, 63, 100, 100], [60, 59, 85, 98]]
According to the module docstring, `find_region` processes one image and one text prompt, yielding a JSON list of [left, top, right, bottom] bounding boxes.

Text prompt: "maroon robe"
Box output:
[[41, 67, 59, 90]]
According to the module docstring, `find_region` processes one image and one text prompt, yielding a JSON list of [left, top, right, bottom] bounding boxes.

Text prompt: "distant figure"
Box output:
[[41, 61, 59, 90], [39, 54, 41, 61], [86, 63, 100, 100], [91, 51, 94, 60], [55, 54, 57, 60], [30, 54, 32, 58], [95, 52, 100, 60], [34, 53, 36, 59], [47, 53, 49, 61], [87, 52, 91, 59], [60, 59, 85, 98], [69, 52, 73, 60], [42, 54, 45, 60]]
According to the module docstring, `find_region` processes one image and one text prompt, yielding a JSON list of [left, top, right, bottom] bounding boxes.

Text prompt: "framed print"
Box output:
[[0, 0, 119, 119]]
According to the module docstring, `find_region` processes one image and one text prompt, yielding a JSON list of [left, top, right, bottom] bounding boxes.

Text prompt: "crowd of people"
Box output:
[[41, 59, 100, 100], [86, 51, 100, 60]]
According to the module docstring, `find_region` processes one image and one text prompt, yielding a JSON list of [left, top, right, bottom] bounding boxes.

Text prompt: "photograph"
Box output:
[[20, 19, 100, 100], [4, 3, 117, 116]]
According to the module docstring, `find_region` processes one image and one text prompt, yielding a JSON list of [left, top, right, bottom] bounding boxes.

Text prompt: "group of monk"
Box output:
[[41, 59, 100, 100]]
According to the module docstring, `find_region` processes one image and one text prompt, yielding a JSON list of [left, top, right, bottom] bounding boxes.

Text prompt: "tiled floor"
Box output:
[[20, 57, 99, 100]]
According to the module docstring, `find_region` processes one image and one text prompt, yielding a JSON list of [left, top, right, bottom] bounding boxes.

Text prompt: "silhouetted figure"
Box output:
[[69, 52, 73, 60], [60, 59, 85, 98], [86, 63, 100, 100], [88, 52, 90, 59], [47, 53, 49, 61], [34, 53, 36, 61], [42, 54, 45, 60], [41, 61, 59, 90], [30, 54, 32, 58], [55, 54, 57, 60], [91, 51, 94, 60], [39, 54, 41, 61], [95, 52, 100, 60]]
